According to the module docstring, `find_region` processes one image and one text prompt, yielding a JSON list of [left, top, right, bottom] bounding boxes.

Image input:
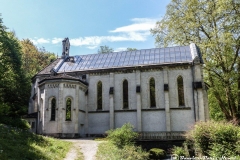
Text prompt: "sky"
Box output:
[[0, 0, 171, 56]]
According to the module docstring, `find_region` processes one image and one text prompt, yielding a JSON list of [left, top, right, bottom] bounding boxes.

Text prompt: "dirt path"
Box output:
[[63, 138, 102, 160]]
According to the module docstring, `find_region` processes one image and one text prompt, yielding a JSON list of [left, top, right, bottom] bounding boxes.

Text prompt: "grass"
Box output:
[[0, 124, 72, 160], [96, 141, 149, 160]]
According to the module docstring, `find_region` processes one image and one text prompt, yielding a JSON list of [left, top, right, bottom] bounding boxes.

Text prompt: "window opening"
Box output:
[[177, 76, 185, 106], [66, 98, 71, 121], [97, 81, 103, 110], [51, 98, 56, 121], [150, 78, 156, 107], [123, 80, 129, 109]]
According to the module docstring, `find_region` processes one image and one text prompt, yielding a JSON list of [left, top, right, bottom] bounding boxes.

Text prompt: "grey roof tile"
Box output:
[[57, 45, 198, 73], [38, 58, 61, 75], [37, 43, 202, 75]]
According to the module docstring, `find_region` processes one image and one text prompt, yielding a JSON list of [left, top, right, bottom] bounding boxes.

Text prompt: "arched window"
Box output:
[[40, 98, 43, 120], [149, 78, 156, 108], [177, 76, 185, 106], [51, 98, 56, 121], [66, 98, 71, 121], [123, 79, 129, 109], [97, 81, 102, 110]]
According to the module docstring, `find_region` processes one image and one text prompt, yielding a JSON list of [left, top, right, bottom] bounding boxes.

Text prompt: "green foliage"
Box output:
[[126, 48, 137, 51], [185, 121, 240, 157], [98, 123, 149, 159], [151, 0, 240, 122], [0, 124, 72, 160], [0, 20, 29, 117], [149, 148, 165, 159], [106, 123, 138, 148], [96, 141, 149, 160], [20, 39, 56, 79], [98, 45, 114, 54], [0, 116, 30, 129], [0, 15, 56, 118], [171, 146, 187, 157]]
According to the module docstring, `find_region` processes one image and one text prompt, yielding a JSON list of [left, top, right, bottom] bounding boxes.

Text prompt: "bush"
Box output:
[[0, 116, 30, 129], [171, 146, 187, 157], [106, 123, 138, 148], [185, 121, 240, 157], [149, 148, 165, 159]]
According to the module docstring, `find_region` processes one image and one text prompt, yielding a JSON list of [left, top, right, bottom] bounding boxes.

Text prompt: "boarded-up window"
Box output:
[[51, 98, 56, 121], [66, 98, 71, 121], [177, 76, 185, 106], [123, 80, 129, 109], [97, 81, 103, 110], [150, 78, 156, 107]]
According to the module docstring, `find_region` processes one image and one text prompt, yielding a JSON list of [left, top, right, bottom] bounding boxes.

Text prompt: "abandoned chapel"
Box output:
[[26, 38, 209, 138]]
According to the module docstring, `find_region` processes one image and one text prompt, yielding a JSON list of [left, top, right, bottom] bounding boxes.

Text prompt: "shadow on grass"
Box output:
[[0, 124, 71, 160]]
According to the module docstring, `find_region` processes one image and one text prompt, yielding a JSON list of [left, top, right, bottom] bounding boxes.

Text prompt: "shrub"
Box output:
[[149, 148, 165, 159], [106, 123, 138, 148], [0, 116, 30, 129], [171, 146, 187, 157], [185, 121, 240, 157]]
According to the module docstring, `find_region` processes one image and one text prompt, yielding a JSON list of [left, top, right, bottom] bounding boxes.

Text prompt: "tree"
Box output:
[[151, 0, 240, 122], [98, 45, 114, 54], [126, 48, 137, 51], [20, 39, 56, 79], [0, 16, 29, 116]]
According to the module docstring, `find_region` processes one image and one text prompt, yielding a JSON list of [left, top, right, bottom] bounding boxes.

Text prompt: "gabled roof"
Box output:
[[37, 43, 203, 75]]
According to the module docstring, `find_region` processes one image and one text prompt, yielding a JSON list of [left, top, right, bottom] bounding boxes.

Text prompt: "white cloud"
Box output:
[[110, 18, 157, 33], [30, 38, 50, 45], [114, 47, 127, 52], [30, 18, 158, 49], [52, 38, 62, 44], [86, 46, 98, 49], [38, 38, 50, 43]]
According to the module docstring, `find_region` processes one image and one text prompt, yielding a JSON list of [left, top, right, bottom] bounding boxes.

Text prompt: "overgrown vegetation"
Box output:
[[96, 123, 149, 160], [151, 0, 240, 123], [0, 15, 56, 119], [0, 124, 72, 160], [171, 145, 188, 158], [149, 148, 166, 159], [0, 116, 30, 129], [173, 121, 240, 158], [106, 123, 138, 148]]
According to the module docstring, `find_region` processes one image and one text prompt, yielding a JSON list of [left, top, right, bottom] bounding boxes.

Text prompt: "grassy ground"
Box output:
[[96, 141, 149, 160], [0, 124, 72, 160]]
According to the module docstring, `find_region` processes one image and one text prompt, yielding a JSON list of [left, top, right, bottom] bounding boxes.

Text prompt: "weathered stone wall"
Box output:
[[28, 62, 208, 136], [88, 112, 110, 134], [142, 111, 166, 131]]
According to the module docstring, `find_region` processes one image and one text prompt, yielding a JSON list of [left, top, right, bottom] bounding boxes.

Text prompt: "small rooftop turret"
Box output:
[[62, 37, 70, 58]]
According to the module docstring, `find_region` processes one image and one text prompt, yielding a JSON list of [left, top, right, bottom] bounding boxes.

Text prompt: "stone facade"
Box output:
[[27, 38, 209, 138]]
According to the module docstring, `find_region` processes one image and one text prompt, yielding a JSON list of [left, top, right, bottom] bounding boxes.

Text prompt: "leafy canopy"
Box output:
[[98, 45, 114, 54], [151, 0, 240, 122]]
